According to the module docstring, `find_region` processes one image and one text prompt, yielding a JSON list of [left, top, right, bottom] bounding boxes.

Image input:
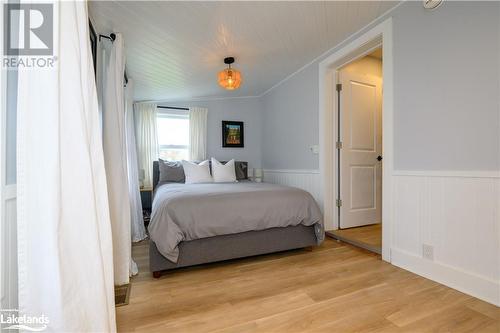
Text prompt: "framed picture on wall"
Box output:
[[222, 121, 244, 148]]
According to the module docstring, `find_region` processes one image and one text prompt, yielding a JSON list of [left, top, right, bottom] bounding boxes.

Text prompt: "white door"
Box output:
[[338, 69, 382, 229]]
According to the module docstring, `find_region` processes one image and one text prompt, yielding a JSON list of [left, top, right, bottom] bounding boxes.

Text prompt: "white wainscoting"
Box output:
[[1, 185, 17, 310], [263, 169, 322, 208], [391, 173, 500, 306], [263, 169, 500, 305]]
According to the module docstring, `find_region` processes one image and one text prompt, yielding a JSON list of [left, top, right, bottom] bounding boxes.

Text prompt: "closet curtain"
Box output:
[[188, 107, 208, 161], [102, 33, 133, 285], [134, 103, 158, 188], [16, 1, 116, 331], [125, 80, 146, 242]]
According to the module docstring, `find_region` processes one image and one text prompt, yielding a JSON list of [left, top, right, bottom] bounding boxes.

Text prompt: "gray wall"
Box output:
[[261, 1, 500, 171], [393, 1, 499, 170], [163, 97, 262, 169], [261, 65, 319, 170]]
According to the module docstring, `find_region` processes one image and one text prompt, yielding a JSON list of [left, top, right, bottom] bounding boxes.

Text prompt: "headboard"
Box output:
[[153, 161, 160, 191], [153, 160, 248, 190]]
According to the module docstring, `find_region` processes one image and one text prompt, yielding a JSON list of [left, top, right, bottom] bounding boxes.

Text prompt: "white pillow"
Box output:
[[211, 158, 237, 183], [182, 160, 213, 184]]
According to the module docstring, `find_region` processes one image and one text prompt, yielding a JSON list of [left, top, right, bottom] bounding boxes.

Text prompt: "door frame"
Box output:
[[319, 18, 393, 262]]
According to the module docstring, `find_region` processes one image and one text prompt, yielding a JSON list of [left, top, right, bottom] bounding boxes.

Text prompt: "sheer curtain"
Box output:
[[189, 107, 208, 161], [125, 80, 146, 243], [16, 1, 116, 331], [134, 103, 158, 188], [102, 33, 133, 285]]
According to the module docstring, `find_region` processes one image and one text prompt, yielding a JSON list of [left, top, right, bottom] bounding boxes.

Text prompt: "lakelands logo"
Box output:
[[3, 3, 57, 69], [1, 309, 49, 331]]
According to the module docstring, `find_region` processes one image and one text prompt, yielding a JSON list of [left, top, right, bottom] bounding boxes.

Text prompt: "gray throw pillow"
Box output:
[[158, 159, 185, 183], [234, 162, 247, 180]]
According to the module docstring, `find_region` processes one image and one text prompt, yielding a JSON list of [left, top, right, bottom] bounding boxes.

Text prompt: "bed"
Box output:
[[148, 161, 324, 277]]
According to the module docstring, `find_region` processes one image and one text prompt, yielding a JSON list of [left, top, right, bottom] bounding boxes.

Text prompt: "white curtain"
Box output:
[[134, 103, 158, 188], [125, 80, 147, 243], [102, 33, 133, 285], [16, 1, 116, 331], [189, 107, 208, 161]]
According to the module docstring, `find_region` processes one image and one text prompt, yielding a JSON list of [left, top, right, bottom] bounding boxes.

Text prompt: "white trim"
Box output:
[[260, 2, 404, 98], [319, 18, 394, 263], [497, 1, 500, 308], [140, 95, 260, 104], [263, 169, 319, 175], [393, 170, 500, 179], [392, 248, 500, 306], [157, 108, 189, 117]]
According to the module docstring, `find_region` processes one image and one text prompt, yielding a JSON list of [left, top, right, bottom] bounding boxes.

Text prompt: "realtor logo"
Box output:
[[0, 309, 49, 332], [3, 3, 53, 56]]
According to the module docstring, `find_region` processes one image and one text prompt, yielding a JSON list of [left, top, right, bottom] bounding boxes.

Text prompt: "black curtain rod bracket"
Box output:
[[99, 33, 116, 42]]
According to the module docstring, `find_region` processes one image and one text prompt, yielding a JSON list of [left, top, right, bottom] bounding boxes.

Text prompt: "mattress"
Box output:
[[148, 181, 324, 263]]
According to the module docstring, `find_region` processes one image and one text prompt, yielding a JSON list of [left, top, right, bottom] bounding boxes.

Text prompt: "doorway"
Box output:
[[319, 18, 393, 261], [327, 48, 383, 254]]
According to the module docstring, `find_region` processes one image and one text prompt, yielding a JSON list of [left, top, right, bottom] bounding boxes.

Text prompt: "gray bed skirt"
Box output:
[[150, 224, 317, 275]]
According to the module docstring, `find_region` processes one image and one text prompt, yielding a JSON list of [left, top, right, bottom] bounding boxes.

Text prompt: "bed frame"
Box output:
[[149, 161, 318, 278]]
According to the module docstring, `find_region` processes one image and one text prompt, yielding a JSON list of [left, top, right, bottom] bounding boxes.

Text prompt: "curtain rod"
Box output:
[[157, 106, 189, 111], [99, 33, 115, 42]]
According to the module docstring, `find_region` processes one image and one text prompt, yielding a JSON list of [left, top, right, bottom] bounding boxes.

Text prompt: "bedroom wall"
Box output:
[[261, 1, 500, 306], [164, 97, 262, 169], [261, 65, 319, 170], [262, 1, 500, 172]]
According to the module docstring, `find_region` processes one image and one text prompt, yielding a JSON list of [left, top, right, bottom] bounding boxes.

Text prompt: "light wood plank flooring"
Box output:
[[117, 239, 499, 332], [327, 224, 382, 254]]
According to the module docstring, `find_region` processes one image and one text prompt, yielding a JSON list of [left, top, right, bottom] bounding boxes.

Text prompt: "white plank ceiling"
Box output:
[[89, 1, 400, 102]]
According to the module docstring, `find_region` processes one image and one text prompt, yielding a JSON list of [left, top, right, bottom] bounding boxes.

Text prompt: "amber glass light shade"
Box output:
[[218, 67, 242, 90]]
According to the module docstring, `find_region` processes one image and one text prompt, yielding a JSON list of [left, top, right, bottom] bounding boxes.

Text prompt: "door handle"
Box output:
[[377, 155, 383, 161]]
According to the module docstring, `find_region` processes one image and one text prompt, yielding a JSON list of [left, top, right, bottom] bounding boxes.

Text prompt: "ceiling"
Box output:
[[89, 1, 400, 102]]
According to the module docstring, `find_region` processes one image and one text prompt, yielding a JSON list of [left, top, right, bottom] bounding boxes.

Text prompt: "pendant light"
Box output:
[[218, 57, 242, 90]]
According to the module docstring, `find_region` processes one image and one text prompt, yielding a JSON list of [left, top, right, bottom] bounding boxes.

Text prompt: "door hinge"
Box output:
[[336, 83, 342, 92], [336, 141, 343, 149], [336, 199, 342, 207]]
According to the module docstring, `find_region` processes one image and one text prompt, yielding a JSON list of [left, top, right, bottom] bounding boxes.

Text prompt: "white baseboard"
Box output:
[[263, 169, 500, 306], [392, 248, 500, 306], [392, 174, 499, 306]]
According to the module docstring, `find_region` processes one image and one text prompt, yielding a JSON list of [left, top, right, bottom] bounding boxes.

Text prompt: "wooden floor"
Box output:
[[117, 239, 499, 332], [327, 224, 382, 254]]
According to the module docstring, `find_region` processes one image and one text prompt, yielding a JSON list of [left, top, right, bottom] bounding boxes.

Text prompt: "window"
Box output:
[[157, 111, 189, 161]]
